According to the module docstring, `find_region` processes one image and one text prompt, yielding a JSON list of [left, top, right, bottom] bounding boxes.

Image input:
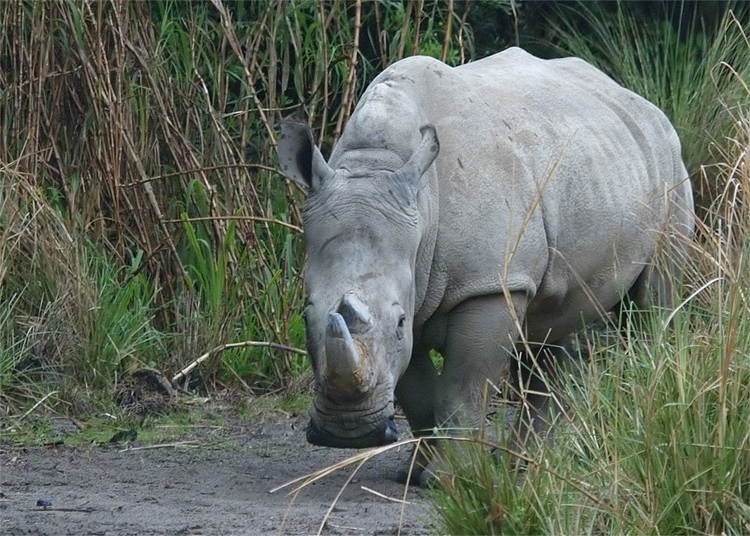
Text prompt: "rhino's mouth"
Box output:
[[306, 413, 398, 448], [306, 403, 399, 448]]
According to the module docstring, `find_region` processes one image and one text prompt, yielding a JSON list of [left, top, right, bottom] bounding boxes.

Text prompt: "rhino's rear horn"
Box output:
[[337, 293, 372, 334]]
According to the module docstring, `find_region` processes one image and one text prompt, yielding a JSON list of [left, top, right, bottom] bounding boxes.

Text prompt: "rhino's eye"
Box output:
[[396, 314, 406, 339]]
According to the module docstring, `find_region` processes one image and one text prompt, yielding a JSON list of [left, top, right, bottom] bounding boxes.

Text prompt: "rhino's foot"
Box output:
[[391, 441, 435, 486], [392, 464, 424, 486], [392, 461, 441, 488], [393, 439, 477, 488]]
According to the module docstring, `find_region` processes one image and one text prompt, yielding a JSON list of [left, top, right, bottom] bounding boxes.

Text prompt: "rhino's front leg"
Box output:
[[395, 344, 438, 433], [393, 293, 529, 486], [393, 344, 438, 484], [437, 293, 527, 430], [423, 293, 528, 486]]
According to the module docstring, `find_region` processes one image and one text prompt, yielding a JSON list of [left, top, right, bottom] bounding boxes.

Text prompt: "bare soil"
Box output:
[[0, 408, 433, 536]]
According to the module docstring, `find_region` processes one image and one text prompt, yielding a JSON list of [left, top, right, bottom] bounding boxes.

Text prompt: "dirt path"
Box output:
[[0, 410, 433, 536]]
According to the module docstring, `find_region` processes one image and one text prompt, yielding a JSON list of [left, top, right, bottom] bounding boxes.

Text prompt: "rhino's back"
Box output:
[[336, 48, 692, 341]]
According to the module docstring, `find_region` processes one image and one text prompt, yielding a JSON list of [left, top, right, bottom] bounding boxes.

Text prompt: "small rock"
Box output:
[[36, 498, 52, 508], [109, 429, 138, 443], [51, 417, 80, 437]]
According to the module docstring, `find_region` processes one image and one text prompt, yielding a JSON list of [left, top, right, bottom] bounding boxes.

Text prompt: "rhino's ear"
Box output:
[[276, 121, 333, 191], [401, 125, 440, 180]]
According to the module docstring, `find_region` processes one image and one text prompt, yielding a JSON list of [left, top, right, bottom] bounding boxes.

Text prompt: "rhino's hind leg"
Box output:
[[509, 343, 578, 455], [626, 261, 674, 311], [628, 212, 693, 313]]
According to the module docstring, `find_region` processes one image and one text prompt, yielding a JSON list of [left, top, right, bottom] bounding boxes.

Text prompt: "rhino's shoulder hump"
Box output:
[[374, 55, 453, 85]]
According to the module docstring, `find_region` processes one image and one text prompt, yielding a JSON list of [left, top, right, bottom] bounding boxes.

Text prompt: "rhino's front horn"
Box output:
[[324, 312, 369, 400]]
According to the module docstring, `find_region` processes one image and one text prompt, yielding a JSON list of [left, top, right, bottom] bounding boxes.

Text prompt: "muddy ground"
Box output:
[[0, 407, 434, 536]]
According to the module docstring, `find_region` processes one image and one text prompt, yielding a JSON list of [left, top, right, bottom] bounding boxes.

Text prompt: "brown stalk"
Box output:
[[172, 340, 307, 387], [458, 0, 472, 65], [125, 163, 279, 187], [317, 0, 330, 146], [240, 3, 271, 151], [209, 0, 276, 145], [373, 0, 386, 70], [441, 0, 454, 62], [190, 38, 240, 270], [412, 0, 425, 55], [333, 0, 362, 145], [121, 37, 189, 282], [163, 215, 303, 234], [397, 0, 413, 61]]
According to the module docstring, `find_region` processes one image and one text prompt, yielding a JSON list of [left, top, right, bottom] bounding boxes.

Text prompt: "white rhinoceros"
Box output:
[[276, 47, 694, 483]]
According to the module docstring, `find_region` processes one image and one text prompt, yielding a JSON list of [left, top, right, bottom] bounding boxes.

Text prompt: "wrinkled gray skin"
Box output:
[[277, 48, 694, 485]]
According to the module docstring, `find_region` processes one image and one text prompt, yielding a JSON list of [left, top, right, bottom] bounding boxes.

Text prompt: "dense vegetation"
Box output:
[[0, 0, 504, 407], [1, 1, 749, 533]]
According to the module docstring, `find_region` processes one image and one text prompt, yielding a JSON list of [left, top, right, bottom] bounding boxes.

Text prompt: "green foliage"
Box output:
[[431, 279, 750, 534], [75, 249, 164, 388], [429, 438, 550, 535], [0, 242, 163, 405], [0, 0, 504, 412]]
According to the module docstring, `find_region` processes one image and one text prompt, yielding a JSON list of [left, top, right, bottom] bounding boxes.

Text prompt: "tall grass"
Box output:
[[430, 33, 750, 536], [549, 3, 750, 212], [0, 0, 476, 414], [0, 170, 163, 410]]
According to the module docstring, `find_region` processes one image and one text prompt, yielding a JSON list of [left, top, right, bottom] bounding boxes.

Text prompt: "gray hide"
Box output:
[[276, 47, 694, 473]]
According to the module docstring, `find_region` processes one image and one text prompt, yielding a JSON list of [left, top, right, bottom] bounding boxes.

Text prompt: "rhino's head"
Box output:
[[277, 121, 439, 448]]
